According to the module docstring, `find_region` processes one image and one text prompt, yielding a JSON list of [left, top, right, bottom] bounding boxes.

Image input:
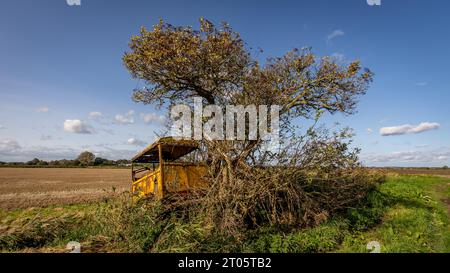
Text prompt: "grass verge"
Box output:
[[339, 174, 450, 252], [238, 175, 450, 253]]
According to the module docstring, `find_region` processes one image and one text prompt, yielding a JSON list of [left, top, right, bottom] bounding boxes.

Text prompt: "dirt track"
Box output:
[[0, 168, 130, 210]]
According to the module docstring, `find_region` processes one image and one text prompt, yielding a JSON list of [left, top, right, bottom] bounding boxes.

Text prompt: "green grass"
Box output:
[[243, 175, 450, 253], [1, 174, 450, 253], [339, 175, 450, 253], [242, 219, 350, 253]]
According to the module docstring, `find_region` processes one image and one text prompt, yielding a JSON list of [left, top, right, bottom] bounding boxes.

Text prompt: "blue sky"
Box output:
[[0, 0, 449, 166]]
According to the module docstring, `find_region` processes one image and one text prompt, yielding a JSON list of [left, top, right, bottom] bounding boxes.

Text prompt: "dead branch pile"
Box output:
[[165, 128, 385, 236]]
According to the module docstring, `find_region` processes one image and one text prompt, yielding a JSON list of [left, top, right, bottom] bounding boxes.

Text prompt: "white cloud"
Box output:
[[0, 143, 79, 162], [0, 139, 21, 153], [63, 119, 94, 134], [141, 113, 166, 124], [362, 147, 450, 166], [327, 29, 344, 43], [36, 106, 49, 113], [0, 139, 138, 162], [0, 125, 5, 129], [366, 128, 373, 134], [380, 122, 440, 136], [89, 111, 103, 119], [415, 82, 428, 86], [115, 110, 134, 124], [84, 143, 138, 160], [127, 138, 146, 147]]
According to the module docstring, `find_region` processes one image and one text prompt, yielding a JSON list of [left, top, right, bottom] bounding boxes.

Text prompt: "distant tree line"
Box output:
[[0, 151, 131, 167]]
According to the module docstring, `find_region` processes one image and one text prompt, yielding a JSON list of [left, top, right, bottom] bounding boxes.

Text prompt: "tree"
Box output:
[[26, 158, 40, 165], [57, 159, 70, 167], [123, 18, 375, 231], [77, 151, 95, 166], [93, 157, 107, 166], [37, 160, 48, 166], [123, 18, 373, 168], [116, 159, 131, 165]]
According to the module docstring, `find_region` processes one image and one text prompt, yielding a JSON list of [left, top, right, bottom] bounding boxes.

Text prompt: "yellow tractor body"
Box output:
[[131, 137, 207, 199]]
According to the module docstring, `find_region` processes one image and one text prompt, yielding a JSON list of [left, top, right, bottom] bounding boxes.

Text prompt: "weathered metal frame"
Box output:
[[131, 137, 206, 200]]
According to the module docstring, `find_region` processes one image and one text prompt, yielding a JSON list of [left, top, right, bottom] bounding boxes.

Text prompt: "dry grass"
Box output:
[[382, 168, 450, 178], [0, 168, 130, 210]]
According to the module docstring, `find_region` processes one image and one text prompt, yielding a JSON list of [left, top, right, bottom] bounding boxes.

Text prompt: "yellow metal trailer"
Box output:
[[131, 137, 207, 199]]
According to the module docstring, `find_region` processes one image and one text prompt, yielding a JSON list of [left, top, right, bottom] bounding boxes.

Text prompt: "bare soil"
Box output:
[[0, 168, 130, 210]]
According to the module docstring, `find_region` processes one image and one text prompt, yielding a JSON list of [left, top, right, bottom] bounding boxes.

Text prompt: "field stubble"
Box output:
[[0, 168, 130, 210]]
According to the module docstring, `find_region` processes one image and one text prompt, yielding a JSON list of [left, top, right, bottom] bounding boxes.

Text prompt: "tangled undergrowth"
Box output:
[[198, 167, 384, 236]]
